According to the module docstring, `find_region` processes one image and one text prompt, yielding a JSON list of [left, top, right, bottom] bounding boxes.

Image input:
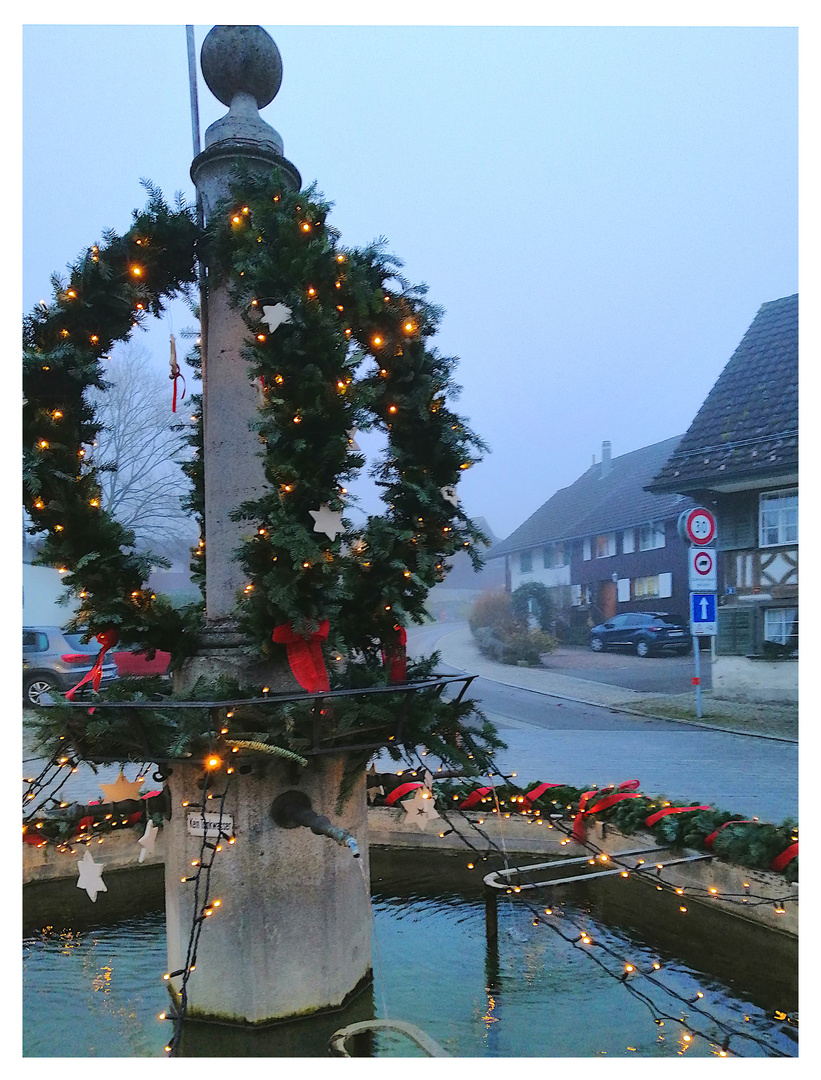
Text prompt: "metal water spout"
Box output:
[[271, 790, 361, 858]]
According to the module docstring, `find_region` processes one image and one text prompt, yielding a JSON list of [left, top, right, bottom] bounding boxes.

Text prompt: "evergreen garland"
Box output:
[[23, 170, 501, 776], [23, 182, 202, 658], [429, 780, 798, 882], [208, 169, 489, 666]]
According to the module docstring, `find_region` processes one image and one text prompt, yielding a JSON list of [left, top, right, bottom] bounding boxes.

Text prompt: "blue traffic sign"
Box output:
[[690, 592, 717, 636]]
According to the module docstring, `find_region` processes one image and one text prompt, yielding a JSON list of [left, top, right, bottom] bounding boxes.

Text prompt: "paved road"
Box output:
[[539, 643, 712, 693], [400, 624, 797, 824]]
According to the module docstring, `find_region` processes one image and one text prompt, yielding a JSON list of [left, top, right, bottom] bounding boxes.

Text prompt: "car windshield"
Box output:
[[63, 633, 103, 654]]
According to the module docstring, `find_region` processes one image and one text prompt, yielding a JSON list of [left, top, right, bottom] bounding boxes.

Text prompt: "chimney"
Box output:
[[601, 440, 612, 477]]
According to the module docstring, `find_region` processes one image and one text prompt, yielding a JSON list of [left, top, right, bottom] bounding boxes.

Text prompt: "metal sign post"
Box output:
[[681, 507, 719, 720], [692, 630, 702, 717]]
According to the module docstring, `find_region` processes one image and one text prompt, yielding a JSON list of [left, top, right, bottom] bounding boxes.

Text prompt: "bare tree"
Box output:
[[87, 342, 198, 559]]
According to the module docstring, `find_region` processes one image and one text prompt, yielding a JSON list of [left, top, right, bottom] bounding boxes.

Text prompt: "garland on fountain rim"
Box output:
[[429, 779, 799, 883]]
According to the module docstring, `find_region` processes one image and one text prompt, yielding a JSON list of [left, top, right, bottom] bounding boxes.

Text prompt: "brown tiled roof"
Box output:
[[649, 294, 798, 493]]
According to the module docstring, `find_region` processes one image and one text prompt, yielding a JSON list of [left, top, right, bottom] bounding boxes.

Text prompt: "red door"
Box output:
[[599, 580, 617, 620]]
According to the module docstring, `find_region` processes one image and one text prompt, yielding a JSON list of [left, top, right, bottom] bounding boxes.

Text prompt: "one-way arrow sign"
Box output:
[[690, 592, 717, 636]]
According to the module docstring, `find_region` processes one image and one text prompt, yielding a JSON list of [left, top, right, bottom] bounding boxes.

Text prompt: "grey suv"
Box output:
[[23, 626, 119, 706]]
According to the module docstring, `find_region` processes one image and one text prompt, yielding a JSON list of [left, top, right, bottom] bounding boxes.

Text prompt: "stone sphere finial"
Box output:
[[201, 25, 283, 109]]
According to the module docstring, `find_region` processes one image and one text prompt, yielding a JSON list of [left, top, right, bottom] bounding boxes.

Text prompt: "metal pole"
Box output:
[[693, 633, 702, 718], [185, 26, 202, 159], [185, 25, 208, 451]]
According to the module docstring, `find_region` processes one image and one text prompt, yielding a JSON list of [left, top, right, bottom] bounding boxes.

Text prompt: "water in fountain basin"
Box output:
[[23, 848, 797, 1058]]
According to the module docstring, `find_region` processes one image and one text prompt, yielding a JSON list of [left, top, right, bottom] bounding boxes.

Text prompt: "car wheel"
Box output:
[[590, 636, 604, 653], [635, 640, 651, 658], [24, 676, 54, 707]]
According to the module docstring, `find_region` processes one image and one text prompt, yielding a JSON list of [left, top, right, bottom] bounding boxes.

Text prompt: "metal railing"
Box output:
[[40, 673, 478, 760]]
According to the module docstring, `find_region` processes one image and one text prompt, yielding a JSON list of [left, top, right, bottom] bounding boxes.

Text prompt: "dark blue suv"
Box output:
[[589, 612, 690, 657]]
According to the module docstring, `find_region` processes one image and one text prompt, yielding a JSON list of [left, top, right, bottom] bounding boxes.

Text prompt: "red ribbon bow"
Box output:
[[644, 805, 710, 828], [703, 819, 755, 848], [385, 782, 423, 806], [459, 786, 493, 810], [381, 625, 408, 683], [272, 620, 330, 693], [771, 842, 798, 872], [65, 629, 119, 703], [572, 780, 642, 841]]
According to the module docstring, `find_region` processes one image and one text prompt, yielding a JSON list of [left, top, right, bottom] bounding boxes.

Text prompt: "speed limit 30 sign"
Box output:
[[678, 506, 717, 545]]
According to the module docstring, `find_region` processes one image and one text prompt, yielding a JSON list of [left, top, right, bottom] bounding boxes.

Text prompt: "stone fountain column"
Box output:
[[165, 25, 372, 1026]]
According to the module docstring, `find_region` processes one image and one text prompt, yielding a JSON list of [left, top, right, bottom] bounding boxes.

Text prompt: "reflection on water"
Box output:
[[23, 849, 797, 1058]]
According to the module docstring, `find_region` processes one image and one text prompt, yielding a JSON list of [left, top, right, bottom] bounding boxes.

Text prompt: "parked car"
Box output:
[[110, 644, 171, 677], [589, 612, 690, 657], [23, 626, 119, 706]]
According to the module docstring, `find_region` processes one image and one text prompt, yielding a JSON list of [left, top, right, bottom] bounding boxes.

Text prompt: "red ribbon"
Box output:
[[572, 781, 643, 841], [65, 629, 119, 702], [171, 372, 186, 413], [704, 819, 755, 848], [381, 625, 408, 683], [644, 805, 710, 828], [573, 794, 643, 841], [459, 786, 493, 810], [770, 842, 798, 872], [385, 782, 423, 806], [272, 620, 330, 693], [523, 782, 563, 804]]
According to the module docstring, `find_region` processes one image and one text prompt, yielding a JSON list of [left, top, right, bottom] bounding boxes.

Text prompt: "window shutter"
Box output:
[[717, 500, 757, 551], [717, 606, 756, 656]]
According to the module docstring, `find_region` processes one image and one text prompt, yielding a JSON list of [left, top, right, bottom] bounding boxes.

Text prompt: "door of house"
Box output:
[[599, 580, 617, 620]]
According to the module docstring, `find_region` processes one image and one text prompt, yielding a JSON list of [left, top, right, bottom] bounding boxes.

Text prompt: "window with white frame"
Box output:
[[759, 489, 798, 547], [658, 572, 672, 598], [595, 532, 616, 558], [617, 578, 630, 602], [764, 607, 798, 646], [622, 528, 635, 554], [583, 538, 591, 561], [519, 550, 532, 573], [639, 522, 666, 550], [632, 575, 660, 599]]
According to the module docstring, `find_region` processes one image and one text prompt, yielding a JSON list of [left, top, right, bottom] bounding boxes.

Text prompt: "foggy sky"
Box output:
[[22, 21, 797, 542]]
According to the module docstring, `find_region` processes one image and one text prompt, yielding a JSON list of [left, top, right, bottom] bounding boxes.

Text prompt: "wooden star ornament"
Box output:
[[99, 770, 144, 803], [260, 303, 293, 332], [76, 849, 107, 902], [137, 820, 159, 864], [367, 763, 385, 805], [309, 504, 345, 541], [401, 786, 441, 831]]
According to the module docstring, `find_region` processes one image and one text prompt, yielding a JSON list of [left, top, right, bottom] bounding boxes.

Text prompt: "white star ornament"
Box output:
[[77, 849, 107, 902], [309, 504, 345, 541], [138, 820, 159, 864], [401, 786, 441, 831], [260, 303, 293, 332]]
